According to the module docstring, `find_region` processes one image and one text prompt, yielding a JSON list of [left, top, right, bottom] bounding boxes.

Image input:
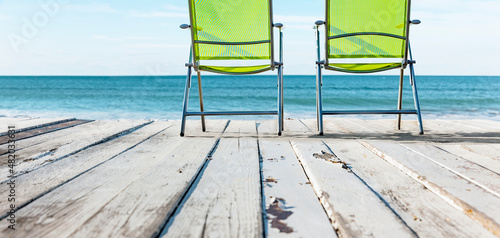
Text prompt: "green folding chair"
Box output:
[[180, 0, 284, 136], [314, 0, 424, 135]]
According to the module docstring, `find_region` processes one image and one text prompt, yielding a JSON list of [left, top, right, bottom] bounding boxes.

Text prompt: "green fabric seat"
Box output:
[[198, 65, 272, 75], [325, 63, 402, 73]]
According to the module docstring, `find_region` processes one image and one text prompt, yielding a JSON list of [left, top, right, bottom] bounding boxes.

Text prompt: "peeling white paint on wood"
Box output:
[[0, 118, 498, 237], [0, 120, 149, 181], [401, 143, 500, 197], [163, 121, 262, 238], [322, 139, 497, 238], [437, 144, 500, 175], [290, 140, 415, 238], [258, 119, 337, 237], [361, 140, 500, 236], [0, 121, 174, 212], [0, 117, 75, 135], [0, 120, 227, 237]]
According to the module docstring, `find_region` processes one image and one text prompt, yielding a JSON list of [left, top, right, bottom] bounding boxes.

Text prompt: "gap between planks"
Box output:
[[0, 121, 175, 221], [0, 117, 77, 136], [162, 121, 262, 238], [257, 119, 337, 237], [291, 119, 417, 238], [0, 120, 227, 237], [324, 118, 500, 235], [0, 120, 152, 182]]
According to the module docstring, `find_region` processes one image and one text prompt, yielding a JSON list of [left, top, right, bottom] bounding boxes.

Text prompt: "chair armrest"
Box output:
[[274, 23, 284, 64], [315, 20, 326, 26], [410, 19, 421, 25]]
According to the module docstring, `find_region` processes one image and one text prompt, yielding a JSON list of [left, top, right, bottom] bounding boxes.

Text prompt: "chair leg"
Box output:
[[316, 64, 324, 135], [197, 71, 206, 132], [277, 65, 283, 136], [397, 68, 404, 130], [180, 66, 192, 137], [280, 67, 284, 131], [409, 63, 424, 135], [316, 81, 320, 130]]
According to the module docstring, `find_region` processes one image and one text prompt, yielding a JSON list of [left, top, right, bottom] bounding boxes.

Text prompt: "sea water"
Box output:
[[0, 75, 499, 120]]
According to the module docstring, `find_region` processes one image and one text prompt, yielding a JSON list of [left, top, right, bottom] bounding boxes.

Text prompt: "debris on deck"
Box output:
[[0, 117, 499, 238]]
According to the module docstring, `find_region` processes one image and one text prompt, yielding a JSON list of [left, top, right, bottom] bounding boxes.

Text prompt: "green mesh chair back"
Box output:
[[325, 0, 409, 73], [314, 0, 423, 135], [189, 0, 274, 74], [180, 0, 284, 136]]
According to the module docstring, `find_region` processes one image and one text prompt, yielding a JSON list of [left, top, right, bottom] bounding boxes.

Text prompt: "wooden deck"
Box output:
[[1, 117, 499, 237]]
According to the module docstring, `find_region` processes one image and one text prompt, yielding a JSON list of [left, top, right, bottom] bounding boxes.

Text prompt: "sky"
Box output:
[[0, 0, 499, 76]]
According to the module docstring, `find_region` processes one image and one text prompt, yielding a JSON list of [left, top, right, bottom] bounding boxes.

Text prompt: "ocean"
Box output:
[[1, 75, 499, 121]]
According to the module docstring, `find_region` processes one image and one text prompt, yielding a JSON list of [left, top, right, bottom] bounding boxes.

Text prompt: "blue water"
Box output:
[[0, 75, 499, 120]]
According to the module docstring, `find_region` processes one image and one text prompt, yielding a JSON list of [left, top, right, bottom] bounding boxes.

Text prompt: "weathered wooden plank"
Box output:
[[0, 117, 31, 126], [0, 119, 90, 145], [1, 118, 498, 238], [458, 144, 500, 161], [163, 120, 262, 238], [423, 120, 500, 138], [321, 139, 496, 238], [325, 118, 407, 138], [0, 121, 175, 218], [0, 120, 149, 181], [333, 118, 500, 144], [320, 118, 500, 235], [436, 119, 500, 133], [343, 119, 500, 176], [320, 118, 366, 135], [428, 120, 500, 143], [258, 119, 337, 237], [67, 120, 228, 238], [342, 118, 443, 137], [290, 126, 415, 237], [0, 120, 227, 237], [453, 119, 500, 132], [462, 119, 500, 131], [368, 119, 420, 133], [436, 120, 490, 132], [0, 117, 75, 136], [402, 143, 500, 196], [341, 118, 431, 139], [361, 140, 500, 236], [300, 118, 358, 138], [437, 144, 500, 174]]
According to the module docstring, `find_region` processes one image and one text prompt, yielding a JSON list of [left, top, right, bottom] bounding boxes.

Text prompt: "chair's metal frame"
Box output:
[[315, 0, 424, 135], [180, 0, 284, 136]]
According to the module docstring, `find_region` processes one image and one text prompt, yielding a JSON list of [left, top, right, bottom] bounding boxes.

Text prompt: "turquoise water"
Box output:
[[0, 75, 499, 120]]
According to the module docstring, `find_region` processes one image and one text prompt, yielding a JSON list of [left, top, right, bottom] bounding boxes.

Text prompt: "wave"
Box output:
[[1, 75, 499, 121]]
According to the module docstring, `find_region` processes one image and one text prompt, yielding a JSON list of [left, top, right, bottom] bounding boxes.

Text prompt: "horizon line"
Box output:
[[1, 74, 499, 77]]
